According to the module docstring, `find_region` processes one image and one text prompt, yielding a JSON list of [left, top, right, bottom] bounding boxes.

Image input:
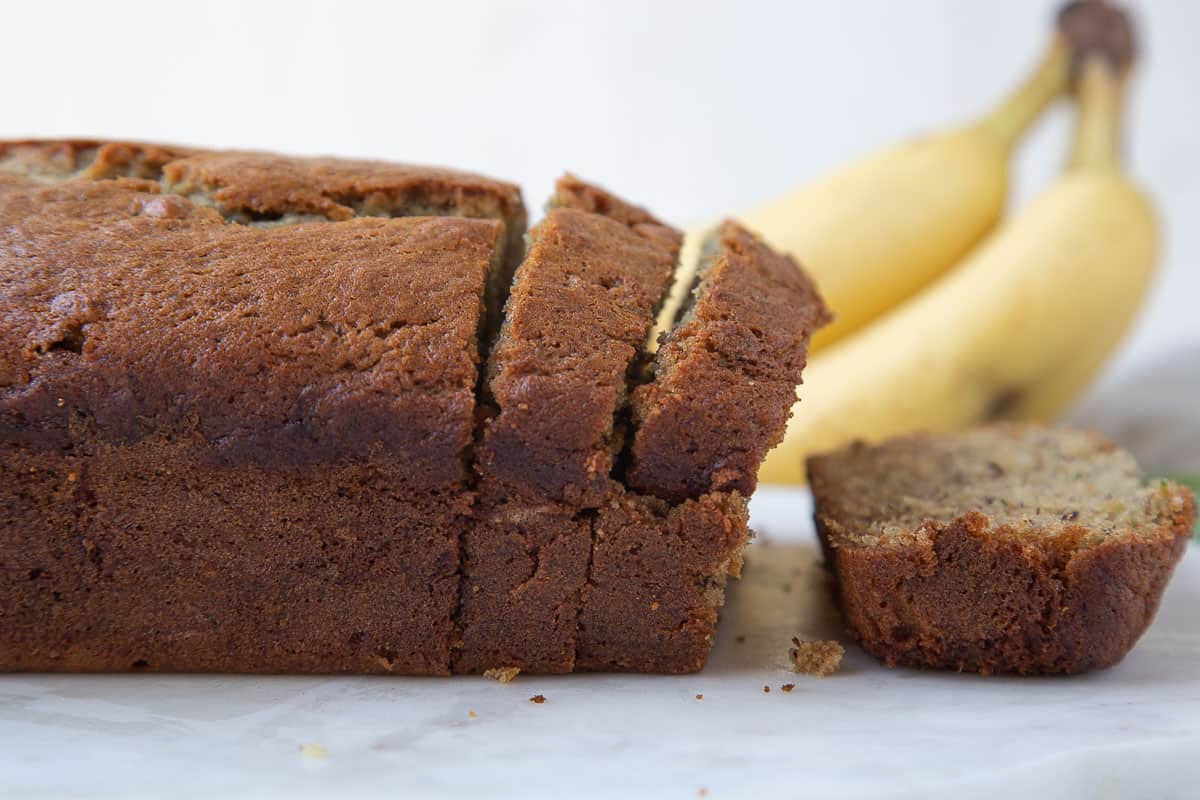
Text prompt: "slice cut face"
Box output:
[[808, 424, 1196, 675], [453, 177, 681, 674], [626, 220, 830, 504]]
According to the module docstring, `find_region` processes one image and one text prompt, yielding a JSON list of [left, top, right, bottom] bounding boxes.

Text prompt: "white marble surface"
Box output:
[[1, 488, 1196, 799]]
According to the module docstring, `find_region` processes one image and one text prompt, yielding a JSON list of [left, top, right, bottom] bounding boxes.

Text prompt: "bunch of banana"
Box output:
[[754, 0, 1153, 484], [662, 12, 1072, 351]]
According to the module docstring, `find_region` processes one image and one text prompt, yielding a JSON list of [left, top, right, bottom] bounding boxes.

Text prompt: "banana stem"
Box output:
[[976, 41, 1071, 152], [1068, 57, 1125, 171]]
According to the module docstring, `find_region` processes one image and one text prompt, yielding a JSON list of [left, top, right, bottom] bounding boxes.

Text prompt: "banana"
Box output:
[[658, 33, 1071, 352], [759, 52, 1156, 485]]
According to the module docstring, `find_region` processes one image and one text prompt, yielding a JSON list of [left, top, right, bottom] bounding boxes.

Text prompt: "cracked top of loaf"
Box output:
[[0, 146, 516, 482]]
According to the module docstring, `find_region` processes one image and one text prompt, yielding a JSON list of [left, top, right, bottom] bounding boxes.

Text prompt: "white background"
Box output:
[[2, 6, 1198, 796], [2, 0, 1197, 397]]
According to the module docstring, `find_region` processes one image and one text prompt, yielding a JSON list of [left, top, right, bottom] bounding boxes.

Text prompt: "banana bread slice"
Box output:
[[627, 221, 830, 503], [1, 164, 508, 673], [808, 425, 1195, 675], [453, 179, 681, 673]]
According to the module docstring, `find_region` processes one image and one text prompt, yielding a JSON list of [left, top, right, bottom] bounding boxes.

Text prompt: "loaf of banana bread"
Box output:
[[809, 425, 1195, 675], [1, 141, 826, 674]]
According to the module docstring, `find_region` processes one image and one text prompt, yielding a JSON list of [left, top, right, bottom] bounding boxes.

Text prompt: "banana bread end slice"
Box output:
[[627, 221, 830, 504], [808, 425, 1195, 675]]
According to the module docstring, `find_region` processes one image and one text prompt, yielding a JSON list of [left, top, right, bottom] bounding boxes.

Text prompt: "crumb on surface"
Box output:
[[530, 694, 546, 704], [483, 666, 521, 683], [781, 683, 795, 693], [468, 710, 478, 718], [790, 637, 844, 677], [299, 743, 328, 759], [698, 788, 709, 797], [695, 693, 703, 700], [762, 685, 770, 693]]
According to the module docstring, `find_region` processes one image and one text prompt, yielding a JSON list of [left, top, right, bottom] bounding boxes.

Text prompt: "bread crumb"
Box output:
[[781, 683, 795, 693], [483, 666, 520, 683], [695, 693, 703, 700], [698, 789, 709, 797], [762, 685, 770, 693], [299, 743, 328, 759], [468, 710, 478, 718], [650, 601, 660, 610], [789, 637, 844, 677], [530, 694, 546, 704]]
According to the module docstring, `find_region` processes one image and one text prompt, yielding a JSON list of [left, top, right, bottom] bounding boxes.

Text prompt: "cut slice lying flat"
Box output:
[[808, 424, 1196, 675]]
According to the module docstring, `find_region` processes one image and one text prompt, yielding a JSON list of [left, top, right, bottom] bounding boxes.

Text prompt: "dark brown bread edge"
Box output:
[[809, 455, 1195, 675]]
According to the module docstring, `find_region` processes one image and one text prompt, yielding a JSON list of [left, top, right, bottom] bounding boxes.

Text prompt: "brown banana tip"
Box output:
[[1057, 0, 1137, 82]]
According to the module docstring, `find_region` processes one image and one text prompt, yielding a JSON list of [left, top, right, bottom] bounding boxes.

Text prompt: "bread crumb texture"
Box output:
[[808, 424, 1195, 674], [483, 666, 521, 684], [790, 638, 844, 678]]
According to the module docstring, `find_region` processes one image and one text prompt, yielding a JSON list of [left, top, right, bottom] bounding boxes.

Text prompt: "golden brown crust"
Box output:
[[809, 430, 1195, 675], [161, 150, 524, 223], [627, 221, 830, 503], [0, 139, 528, 337], [0, 139, 195, 181], [552, 173, 664, 227]]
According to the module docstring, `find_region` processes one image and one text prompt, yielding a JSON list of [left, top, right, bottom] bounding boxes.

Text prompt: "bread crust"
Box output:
[[809, 432, 1195, 675]]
